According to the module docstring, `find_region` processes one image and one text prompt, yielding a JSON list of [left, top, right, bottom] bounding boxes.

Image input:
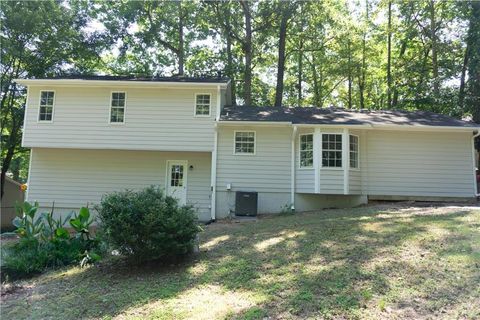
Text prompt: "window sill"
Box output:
[[320, 167, 344, 171]]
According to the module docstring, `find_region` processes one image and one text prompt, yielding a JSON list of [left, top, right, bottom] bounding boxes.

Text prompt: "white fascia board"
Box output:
[[294, 123, 478, 132], [218, 121, 292, 127], [13, 79, 229, 89]]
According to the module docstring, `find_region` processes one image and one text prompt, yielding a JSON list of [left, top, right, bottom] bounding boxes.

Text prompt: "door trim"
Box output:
[[165, 160, 188, 204]]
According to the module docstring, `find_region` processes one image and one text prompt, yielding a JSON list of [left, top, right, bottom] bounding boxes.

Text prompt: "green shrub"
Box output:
[[97, 186, 200, 262], [2, 202, 102, 280]]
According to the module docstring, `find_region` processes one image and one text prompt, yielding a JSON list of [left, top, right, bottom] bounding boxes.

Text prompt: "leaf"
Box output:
[[12, 216, 22, 228], [79, 207, 90, 221], [22, 201, 32, 214], [70, 218, 82, 230], [55, 227, 70, 239], [90, 252, 101, 262]]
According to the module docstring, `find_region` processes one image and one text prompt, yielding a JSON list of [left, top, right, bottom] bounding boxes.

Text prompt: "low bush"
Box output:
[[1, 202, 102, 280], [97, 186, 200, 262]]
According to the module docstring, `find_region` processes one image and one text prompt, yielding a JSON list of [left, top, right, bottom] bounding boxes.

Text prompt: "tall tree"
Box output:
[[239, 1, 253, 105], [429, 0, 440, 100], [466, 1, 480, 124], [274, 1, 296, 107], [0, 0, 101, 197], [387, 0, 392, 108]]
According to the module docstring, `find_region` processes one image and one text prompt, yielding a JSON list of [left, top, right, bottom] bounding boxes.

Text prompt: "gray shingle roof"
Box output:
[[29, 75, 230, 83], [220, 106, 478, 128]]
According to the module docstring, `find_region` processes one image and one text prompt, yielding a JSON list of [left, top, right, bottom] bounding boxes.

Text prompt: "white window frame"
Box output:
[[321, 132, 343, 169], [233, 130, 256, 155], [349, 134, 360, 170], [194, 93, 211, 117], [37, 90, 55, 123], [298, 133, 314, 169], [109, 91, 126, 124]]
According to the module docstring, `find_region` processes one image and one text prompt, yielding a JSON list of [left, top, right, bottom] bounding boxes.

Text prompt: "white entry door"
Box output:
[[166, 161, 187, 205]]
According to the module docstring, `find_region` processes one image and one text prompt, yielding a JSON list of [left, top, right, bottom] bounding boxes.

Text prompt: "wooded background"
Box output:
[[1, 0, 479, 197]]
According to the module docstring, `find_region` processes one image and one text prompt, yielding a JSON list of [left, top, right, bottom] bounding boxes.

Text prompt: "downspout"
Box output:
[[291, 125, 297, 211], [473, 130, 480, 196], [211, 124, 218, 220], [210, 86, 221, 221]]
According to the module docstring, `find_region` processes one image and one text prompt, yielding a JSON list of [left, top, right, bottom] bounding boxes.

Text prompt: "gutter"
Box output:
[[210, 126, 219, 221], [13, 79, 229, 89], [219, 121, 478, 132]]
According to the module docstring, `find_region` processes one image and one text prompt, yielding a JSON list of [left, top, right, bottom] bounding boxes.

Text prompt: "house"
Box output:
[[1, 176, 25, 231], [14, 76, 479, 221]]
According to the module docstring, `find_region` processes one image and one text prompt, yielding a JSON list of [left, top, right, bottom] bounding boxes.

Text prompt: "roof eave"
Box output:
[[13, 79, 229, 88], [219, 121, 478, 131]]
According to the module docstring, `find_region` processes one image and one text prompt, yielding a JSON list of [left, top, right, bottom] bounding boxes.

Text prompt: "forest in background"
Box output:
[[1, 0, 479, 195]]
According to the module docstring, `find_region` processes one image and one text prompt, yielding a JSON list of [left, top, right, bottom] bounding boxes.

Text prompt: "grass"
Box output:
[[1, 203, 479, 319]]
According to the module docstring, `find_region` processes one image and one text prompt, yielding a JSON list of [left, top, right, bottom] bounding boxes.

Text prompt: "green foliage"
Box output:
[[2, 202, 102, 280], [97, 186, 200, 262], [1, 0, 105, 195]]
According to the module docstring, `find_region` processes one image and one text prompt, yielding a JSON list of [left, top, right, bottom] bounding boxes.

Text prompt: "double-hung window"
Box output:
[[299, 134, 313, 168], [195, 94, 211, 116], [322, 134, 342, 167], [234, 131, 255, 155], [349, 135, 359, 168], [39, 91, 55, 121], [110, 92, 126, 123]]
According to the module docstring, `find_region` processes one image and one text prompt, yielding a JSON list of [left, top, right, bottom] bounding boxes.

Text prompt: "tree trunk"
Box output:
[[392, 38, 408, 107], [177, 1, 184, 76], [387, 0, 392, 108], [429, 0, 439, 100], [298, 39, 303, 107], [347, 40, 352, 109], [274, 4, 290, 107], [467, 1, 480, 125], [224, 9, 236, 105], [1, 85, 20, 199], [311, 53, 321, 107], [458, 43, 469, 111], [240, 1, 252, 105], [359, 0, 368, 109]]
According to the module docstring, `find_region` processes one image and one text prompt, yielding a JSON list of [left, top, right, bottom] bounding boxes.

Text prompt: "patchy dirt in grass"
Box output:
[[1, 202, 479, 319]]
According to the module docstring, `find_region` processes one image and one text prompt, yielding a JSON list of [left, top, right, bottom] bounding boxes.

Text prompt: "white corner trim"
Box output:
[[25, 148, 33, 201], [21, 86, 29, 147], [314, 128, 321, 193], [472, 131, 480, 196], [343, 128, 349, 195], [291, 126, 297, 208]]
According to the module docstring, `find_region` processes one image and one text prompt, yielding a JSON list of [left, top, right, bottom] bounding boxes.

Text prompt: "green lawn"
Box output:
[[2, 204, 479, 319]]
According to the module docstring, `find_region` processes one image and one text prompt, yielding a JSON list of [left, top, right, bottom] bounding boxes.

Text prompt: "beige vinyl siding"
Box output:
[[349, 170, 362, 194], [216, 126, 291, 193], [27, 148, 212, 220], [296, 169, 315, 193], [23, 86, 218, 151], [365, 130, 474, 197], [319, 169, 344, 194]]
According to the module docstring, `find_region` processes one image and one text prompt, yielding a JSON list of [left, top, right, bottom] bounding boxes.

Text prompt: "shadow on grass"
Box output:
[[2, 206, 479, 319]]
